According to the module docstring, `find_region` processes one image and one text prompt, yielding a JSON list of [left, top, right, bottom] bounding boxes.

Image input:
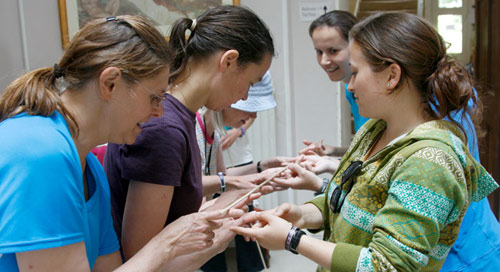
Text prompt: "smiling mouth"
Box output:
[[325, 67, 339, 73]]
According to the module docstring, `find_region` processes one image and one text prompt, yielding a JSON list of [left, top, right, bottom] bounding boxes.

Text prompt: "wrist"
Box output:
[[256, 161, 262, 173], [314, 177, 329, 196], [217, 172, 226, 192], [284, 226, 306, 254]]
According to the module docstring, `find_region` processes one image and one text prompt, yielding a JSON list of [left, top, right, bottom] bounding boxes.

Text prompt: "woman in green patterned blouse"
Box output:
[[231, 12, 499, 272]]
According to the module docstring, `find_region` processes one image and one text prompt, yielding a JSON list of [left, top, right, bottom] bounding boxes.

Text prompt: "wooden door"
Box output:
[[475, 0, 500, 220]]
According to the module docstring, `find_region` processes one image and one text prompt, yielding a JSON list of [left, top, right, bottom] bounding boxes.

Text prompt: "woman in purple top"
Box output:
[[104, 5, 274, 271]]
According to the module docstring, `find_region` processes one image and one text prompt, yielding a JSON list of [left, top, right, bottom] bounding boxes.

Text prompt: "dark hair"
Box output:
[[169, 5, 274, 82], [0, 15, 172, 135], [350, 12, 481, 138], [309, 10, 357, 41]]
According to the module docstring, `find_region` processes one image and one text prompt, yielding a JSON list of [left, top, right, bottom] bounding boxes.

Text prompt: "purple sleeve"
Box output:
[[120, 123, 187, 186]]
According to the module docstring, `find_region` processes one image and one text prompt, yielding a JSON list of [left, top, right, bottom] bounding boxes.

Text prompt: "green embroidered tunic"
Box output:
[[309, 119, 498, 272]]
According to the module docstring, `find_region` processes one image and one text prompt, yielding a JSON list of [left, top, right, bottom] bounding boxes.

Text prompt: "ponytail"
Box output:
[[1, 15, 172, 136], [0, 67, 78, 134], [351, 12, 482, 139], [169, 18, 196, 82], [425, 57, 481, 138], [168, 5, 274, 83]]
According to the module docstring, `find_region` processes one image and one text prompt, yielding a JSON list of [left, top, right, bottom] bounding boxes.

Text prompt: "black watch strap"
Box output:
[[289, 228, 306, 254], [314, 177, 330, 196]]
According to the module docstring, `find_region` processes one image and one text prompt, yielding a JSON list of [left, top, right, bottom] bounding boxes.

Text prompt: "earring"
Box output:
[[386, 83, 390, 88]]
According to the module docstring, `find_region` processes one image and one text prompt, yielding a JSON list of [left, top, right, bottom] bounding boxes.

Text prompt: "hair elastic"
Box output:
[[190, 19, 197, 31], [53, 64, 65, 79]]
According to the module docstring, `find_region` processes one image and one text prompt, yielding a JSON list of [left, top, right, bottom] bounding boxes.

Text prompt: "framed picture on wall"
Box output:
[[58, 0, 240, 49]]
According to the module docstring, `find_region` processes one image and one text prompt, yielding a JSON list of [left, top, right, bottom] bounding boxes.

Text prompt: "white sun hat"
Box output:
[[231, 70, 276, 112]]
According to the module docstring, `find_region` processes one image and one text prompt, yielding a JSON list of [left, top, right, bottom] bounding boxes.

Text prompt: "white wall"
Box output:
[[0, 0, 63, 91], [0, 0, 351, 208], [241, 0, 351, 208]]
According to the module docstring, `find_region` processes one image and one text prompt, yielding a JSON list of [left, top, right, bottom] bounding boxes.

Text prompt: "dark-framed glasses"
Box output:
[[330, 160, 363, 213]]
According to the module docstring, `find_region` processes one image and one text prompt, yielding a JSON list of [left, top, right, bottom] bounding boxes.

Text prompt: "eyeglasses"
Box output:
[[130, 79, 167, 108], [330, 160, 363, 213]]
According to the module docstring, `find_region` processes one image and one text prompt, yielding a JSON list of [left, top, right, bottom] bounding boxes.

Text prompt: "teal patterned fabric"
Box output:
[[309, 119, 498, 272]]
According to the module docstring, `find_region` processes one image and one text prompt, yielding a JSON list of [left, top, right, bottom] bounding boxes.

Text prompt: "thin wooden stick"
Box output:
[[222, 165, 290, 214], [255, 238, 268, 270]]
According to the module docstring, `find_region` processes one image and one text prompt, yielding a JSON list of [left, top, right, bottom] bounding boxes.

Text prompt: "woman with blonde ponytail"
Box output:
[[0, 15, 245, 271], [232, 12, 499, 271]]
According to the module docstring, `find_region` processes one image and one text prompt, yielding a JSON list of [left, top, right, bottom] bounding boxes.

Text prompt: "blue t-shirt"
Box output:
[[344, 84, 369, 132], [347, 88, 500, 271], [0, 112, 119, 271]]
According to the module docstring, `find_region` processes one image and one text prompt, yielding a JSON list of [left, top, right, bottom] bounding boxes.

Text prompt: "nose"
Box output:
[[151, 103, 163, 118], [347, 76, 355, 93], [320, 53, 331, 66], [241, 89, 249, 101]]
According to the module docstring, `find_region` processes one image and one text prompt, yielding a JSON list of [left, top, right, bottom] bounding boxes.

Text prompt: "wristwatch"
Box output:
[[285, 226, 306, 254], [217, 172, 226, 192], [314, 177, 330, 196]]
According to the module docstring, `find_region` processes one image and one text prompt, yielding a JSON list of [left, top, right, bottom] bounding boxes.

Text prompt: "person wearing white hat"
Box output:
[[221, 70, 276, 170]]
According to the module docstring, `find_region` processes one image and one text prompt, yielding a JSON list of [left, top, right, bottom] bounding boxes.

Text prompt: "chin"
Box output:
[[328, 73, 342, 82]]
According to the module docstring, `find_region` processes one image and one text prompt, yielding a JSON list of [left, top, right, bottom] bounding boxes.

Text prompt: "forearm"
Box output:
[[297, 235, 336, 269], [242, 117, 255, 130], [202, 175, 222, 196], [116, 236, 173, 272], [226, 163, 258, 175], [327, 146, 348, 157], [298, 203, 323, 230], [158, 248, 215, 272]]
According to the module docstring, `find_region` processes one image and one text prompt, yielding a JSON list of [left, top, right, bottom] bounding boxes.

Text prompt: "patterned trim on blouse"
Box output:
[[356, 247, 374, 272], [449, 132, 467, 168], [341, 199, 375, 233], [386, 235, 429, 266], [429, 243, 452, 261], [474, 171, 498, 202], [388, 180, 458, 226]]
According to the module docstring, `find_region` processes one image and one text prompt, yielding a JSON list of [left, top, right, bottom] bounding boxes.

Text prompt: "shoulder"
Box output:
[[0, 113, 78, 169]]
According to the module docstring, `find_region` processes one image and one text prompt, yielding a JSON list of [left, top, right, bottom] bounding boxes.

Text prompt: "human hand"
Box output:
[[297, 155, 340, 175], [260, 156, 296, 170], [259, 168, 290, 191], [226, 173, 273, 194], [162, 209, 242, 257], [230, 212, 292, 250], [205, 189, 261, 212], [272, 163, 323, 191], [209, 217, 243, 254], [251, 203, 305, 229], [220, 128, 241, 150], [299, 139, 327, 156]]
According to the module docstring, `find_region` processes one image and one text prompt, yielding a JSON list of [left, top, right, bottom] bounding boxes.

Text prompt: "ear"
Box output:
[[386, 63, 402, 90], [99, 67, 122, 100], [219, 49, 240, 73]]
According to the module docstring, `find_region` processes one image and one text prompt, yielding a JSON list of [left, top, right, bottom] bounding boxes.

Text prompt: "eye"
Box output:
[[329, 48, 338, 54], [150, 92, 166, 107], [316, 49, 323, 55]]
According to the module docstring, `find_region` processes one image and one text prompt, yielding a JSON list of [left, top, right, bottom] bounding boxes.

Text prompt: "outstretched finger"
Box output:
[[230, 225, 261, 239]]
